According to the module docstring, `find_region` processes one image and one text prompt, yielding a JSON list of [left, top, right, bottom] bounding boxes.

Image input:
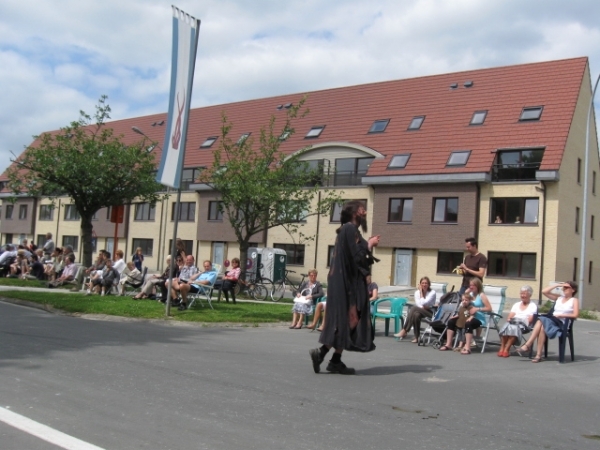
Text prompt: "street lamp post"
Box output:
[[578, 72, 600, 309]]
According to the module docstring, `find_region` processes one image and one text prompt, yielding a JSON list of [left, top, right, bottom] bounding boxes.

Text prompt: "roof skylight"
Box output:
[[470, 110, 487, 125], [369, 119, 390, 133], [447, 151, 471, 166], [519, 107, 543, 121], [200, 136, 218, 148], [237, 133, 251, 145], [305, 126, 325, 138], [388, 154, 411, 169], [408, 116, 425, 130]]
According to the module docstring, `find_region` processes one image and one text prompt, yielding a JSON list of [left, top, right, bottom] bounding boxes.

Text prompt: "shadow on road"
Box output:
[[357, 364, 442, 376], [0, 301, 229, 369]]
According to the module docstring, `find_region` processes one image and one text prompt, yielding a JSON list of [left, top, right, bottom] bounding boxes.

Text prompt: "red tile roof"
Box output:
[[2, 56, 589, 182]]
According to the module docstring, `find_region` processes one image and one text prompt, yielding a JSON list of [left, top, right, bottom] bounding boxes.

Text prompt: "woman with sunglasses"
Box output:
[[519, 282, 579, 363]]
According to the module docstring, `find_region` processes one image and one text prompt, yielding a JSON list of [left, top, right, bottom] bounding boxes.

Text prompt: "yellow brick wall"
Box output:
[[556, 65, 600, 310], [478, 183, 548, 301]]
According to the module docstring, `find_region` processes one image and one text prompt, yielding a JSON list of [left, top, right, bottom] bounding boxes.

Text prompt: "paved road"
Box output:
[[1, 300, 599, 450]]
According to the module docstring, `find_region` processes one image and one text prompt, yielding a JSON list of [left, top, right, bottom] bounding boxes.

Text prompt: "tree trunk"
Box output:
[[238, 240, 250, 282], [80, 216, 94, 268]]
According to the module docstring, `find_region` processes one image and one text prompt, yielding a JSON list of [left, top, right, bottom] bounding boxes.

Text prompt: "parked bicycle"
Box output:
[[270, 269, 307, 302], [234, 268, 273, 301]]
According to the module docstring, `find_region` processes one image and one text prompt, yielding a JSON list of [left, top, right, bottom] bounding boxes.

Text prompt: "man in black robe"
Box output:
[[309, 200, 379, 374]]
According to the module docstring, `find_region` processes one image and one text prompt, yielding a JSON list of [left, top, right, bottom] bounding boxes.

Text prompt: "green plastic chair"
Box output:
[[371, 297, 408, 338], [304, 296, 326, 326]]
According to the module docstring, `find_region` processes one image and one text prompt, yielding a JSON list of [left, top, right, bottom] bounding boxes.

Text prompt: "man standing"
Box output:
[[42, 233, 54, 260], [309, 200, 379, 375], [459, 237, 487, 296]]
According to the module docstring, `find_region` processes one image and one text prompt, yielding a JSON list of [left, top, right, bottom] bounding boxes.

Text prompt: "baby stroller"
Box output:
[[418, 289, 461, 348]]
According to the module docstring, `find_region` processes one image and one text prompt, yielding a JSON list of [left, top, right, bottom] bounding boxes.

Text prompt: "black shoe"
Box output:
[[171, 299, 181, 307], [326, 360, 356, 375], [177, 304, 187, 311], [309, 348, 324, 374]]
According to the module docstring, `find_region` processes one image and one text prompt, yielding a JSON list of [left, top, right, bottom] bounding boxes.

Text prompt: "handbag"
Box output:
[[293, 288, 312, 305]]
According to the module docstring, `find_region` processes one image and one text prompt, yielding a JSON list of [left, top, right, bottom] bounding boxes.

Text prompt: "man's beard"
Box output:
[[359, 215, 368, 233]]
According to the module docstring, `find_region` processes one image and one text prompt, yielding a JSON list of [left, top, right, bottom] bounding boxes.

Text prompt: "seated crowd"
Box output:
[[0, 236, 582, 351]]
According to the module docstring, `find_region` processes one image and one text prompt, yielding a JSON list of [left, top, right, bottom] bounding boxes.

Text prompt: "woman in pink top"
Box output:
[[222, 258, 241, 304], [520, 282, 579, 363]]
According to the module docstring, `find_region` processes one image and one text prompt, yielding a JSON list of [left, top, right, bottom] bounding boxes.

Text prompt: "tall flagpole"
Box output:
[[157, 6, 201, 316]]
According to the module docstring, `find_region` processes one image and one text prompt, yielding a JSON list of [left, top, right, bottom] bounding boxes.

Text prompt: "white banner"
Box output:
[[157, 6, 200, 189]]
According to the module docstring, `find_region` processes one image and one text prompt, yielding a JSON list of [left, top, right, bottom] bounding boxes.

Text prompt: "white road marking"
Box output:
[[0, 406, 105, 450]]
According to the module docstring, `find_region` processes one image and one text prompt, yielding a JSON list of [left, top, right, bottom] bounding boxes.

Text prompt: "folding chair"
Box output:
[[479, 285, 507, 353], [187, 263, 221, 310]]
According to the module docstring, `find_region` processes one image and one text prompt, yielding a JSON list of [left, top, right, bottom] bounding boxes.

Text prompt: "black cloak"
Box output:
[[319, 222, 376, 352]]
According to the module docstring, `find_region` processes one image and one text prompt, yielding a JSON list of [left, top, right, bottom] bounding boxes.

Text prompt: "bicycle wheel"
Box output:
[[249, 283, 268, 301], [270, 281, 286, 302]]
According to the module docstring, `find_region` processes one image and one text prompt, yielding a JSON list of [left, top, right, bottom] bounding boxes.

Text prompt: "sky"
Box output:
[[1, 0, 600, 175]]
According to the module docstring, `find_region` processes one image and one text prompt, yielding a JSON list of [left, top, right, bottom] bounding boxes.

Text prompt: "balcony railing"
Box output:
[[332, 170, 368, 186], [492, 163, 540, 182]]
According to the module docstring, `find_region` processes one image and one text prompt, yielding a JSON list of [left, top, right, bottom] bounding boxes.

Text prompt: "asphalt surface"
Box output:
[[1, 299, 599, 450]]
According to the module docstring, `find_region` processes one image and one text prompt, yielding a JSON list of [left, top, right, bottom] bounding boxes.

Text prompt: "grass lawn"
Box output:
[[0, 282, 292, 324]]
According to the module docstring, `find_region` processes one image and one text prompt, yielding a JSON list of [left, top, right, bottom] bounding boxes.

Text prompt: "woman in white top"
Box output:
[[520, 282, 579, 363], [394, 276, 436, 343], [497, 285, 538, 357], [289, 269, 324, 329]]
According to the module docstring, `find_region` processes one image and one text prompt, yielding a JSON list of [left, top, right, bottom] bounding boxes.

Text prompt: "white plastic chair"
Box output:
[[479, 285, 507, 353]]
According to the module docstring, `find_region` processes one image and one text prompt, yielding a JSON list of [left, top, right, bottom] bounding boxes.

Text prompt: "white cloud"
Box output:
[[1, 0, 599, 175]]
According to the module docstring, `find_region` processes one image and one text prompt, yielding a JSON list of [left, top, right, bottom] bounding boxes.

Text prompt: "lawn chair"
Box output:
[[478, 285, 507, 353], [123, 266, 148, 296], [371, 297, 408, 338], [187, 263, 221, 310]]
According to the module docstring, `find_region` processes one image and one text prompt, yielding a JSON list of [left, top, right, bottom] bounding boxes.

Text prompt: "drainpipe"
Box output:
[[474, 182, 481, 243], [313, 190, 321, 269], [538, 181, 547, 305]]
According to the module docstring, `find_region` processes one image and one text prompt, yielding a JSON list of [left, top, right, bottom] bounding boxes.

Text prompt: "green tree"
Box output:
[[6, 96, 163, 267], [198, 98, 340, 278]]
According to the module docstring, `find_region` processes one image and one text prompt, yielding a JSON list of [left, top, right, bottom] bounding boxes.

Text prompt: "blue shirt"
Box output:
[[472, 294, 486, 325], [191, 270, 217, 290]]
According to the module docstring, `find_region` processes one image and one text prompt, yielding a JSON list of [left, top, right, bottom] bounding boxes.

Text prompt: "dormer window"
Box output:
[[447, 151, 471, 166], [369, 119, 390, 133], [388, 154, 410, 169], [305, 126, 325, 138], [408, 116, 425, 130], [237, 133, 251, 145], [200, 136, 218, 148], [492, 148, 544, 181], [519, 107, 543, 121], [470, 110, 487, 125]]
